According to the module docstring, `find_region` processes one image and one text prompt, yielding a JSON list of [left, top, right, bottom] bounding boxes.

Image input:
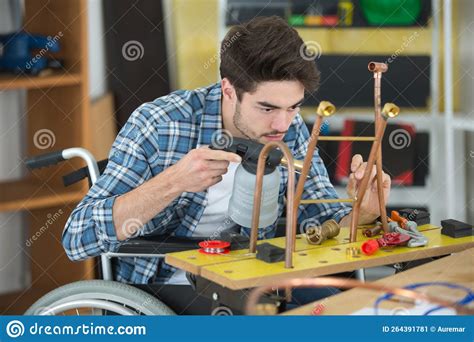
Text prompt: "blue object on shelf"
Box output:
[[0, 31, 61, 75]]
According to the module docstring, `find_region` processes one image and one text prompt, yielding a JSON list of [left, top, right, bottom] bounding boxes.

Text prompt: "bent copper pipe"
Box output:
[[370, 61, 390, 234], [349, 114, 388, 242], [293, 102, 336, 233], [293, 114, 323, 215], [245, 277, 474, 315], [250, 141, 296, 269]]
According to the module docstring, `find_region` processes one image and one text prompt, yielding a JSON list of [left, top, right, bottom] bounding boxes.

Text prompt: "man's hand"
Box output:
[[113, 147, 241, 241], [171, 147, 241, 193], [346, 154, 391, 223]]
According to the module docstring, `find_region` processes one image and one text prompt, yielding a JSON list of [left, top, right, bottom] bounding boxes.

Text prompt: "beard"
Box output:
[[232, 101, 260, 141], [232, 101, 287, 143]]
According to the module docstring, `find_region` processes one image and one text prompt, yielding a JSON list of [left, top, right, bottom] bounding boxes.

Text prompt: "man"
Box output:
[[63, 17, 390, 295]]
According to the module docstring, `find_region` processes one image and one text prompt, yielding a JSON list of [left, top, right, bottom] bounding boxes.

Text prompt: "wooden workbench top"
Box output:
[[165, 224, 473, 290], [284, 247, 474, 315]]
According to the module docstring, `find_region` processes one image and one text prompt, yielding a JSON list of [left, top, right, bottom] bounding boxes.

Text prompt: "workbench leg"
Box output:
[[355, 268, 366, 282]]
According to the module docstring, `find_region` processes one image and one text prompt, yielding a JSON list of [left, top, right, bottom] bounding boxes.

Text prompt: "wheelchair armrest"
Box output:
[[116, 235, 200, 255]]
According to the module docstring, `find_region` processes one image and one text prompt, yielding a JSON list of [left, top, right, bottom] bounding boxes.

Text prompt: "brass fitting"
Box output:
[[306, 219, 341, 245], [316, 101, 336, 117], [346, 247, 361, 258], [280, 157, 304, 173], [381, 103, 400, 119]]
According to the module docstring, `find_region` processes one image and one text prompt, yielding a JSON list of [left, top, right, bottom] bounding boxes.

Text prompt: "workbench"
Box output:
[[284, 247, 474, 315], [165, 224, 474, 291]]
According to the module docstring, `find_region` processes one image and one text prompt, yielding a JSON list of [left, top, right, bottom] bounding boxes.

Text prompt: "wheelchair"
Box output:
[[24, 148, 286, 316]]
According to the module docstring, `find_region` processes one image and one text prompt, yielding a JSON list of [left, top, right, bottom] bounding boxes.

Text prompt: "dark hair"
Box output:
[[219, 16, 320, 99]]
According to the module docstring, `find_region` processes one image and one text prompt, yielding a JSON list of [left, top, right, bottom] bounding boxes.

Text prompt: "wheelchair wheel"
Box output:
[[25, 280, 175, 315]]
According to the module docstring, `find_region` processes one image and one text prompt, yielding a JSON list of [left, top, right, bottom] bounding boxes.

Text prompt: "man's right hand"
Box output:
[[170, 147, 242, 193], [113, 147, 241, 241]]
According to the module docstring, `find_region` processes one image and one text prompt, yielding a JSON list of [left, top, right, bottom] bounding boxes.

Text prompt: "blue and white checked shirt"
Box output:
[[62, 83, 352, 284]]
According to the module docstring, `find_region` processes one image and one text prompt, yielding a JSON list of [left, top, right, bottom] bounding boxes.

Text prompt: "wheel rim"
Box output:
[[36, 299, 136, 316]]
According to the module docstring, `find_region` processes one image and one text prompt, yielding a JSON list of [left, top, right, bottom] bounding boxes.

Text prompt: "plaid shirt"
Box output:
[[62, 83, 351, 284]]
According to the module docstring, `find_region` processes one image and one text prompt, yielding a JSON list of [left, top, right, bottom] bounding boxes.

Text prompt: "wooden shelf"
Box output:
[[0, 178, 86, 212], [0, 0, 96, 315], [0, 72, 82, 90]]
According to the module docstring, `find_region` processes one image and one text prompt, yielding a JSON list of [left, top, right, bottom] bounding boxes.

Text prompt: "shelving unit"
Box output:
[[442, 0, 470, 221], [216, 0, 467, 224], [0, 72, 82, 90], [0, 0, 94, 314]]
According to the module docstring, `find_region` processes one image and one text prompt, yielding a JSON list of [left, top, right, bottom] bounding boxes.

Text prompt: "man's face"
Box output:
[[232, 81, 305, 144]]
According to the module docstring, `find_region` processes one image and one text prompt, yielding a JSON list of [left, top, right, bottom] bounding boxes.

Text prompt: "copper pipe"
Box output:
[[370, 61, 390, 234], [318, 136, 376, 141], [249, 141, 296, 269], [363, 225, 383, 237], [349, 115, 388, 242], [293, 115, 323, 213], [294, 102, 336, 237], [368, 61, 388, 73], [245, 277, 474, 315], [301, 198, 355, 204]]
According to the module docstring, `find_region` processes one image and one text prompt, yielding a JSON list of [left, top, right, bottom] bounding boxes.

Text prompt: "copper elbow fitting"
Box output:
[[368, 61, 388, 73], [316, 101, 336, 117]]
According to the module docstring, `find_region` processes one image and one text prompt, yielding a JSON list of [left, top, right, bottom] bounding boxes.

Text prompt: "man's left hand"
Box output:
[[346, 154, 391, 223]]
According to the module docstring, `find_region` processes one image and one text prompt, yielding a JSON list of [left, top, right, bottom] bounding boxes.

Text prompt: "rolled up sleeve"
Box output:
[[62, 110, 155, 261]]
